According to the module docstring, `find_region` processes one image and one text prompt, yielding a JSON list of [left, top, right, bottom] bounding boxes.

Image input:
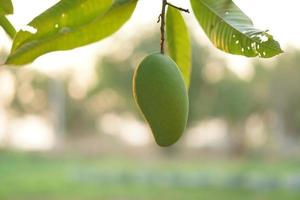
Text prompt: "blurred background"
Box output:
[[1, 0, 300, 199]]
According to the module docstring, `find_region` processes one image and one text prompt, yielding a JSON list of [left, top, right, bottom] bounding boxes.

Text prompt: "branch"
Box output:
[[158, 1, 190, 54], [159, 0, 167, 54]]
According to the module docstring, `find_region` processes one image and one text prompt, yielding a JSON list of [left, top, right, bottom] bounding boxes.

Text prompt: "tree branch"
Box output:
[[159, 0, 167, 54], [158, 0, 189, 54]]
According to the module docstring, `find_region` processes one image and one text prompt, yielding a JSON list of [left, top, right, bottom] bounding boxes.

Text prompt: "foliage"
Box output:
[[0, 0, 284, 146], [5, 31, 300, 142], [190, 0, 283, 58], [0, 15, 15, 38], [0, 0, 13, 15], [0, 0, 15, 38], [166, 6, 191, 87], [1, 1, 282, 71], [5, 0, 138, 65]]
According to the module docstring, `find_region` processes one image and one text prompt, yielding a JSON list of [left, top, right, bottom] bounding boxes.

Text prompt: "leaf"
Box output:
[[0, 0, 13, 15], [0, 15, 16, 38], [6, 0, 138, 66], [0, 0, 16, 39], [190, 0, 283, 58], [166, 7, 191, 88]]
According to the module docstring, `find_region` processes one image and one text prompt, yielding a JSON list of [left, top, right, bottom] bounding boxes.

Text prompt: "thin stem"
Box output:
[[166, 2, 190, 13], [158, 0, 190, 54], [159, 0, 167, 54]]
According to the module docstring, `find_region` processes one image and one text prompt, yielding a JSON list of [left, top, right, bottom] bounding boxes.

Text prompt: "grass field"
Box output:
[[1, 151, 300, 200]]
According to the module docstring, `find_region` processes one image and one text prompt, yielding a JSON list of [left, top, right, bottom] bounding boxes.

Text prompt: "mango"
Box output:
[[133, 53, 189, 147]]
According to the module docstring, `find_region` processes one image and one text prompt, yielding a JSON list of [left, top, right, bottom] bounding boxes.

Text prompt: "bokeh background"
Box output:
[[1, 0, 300, 199]]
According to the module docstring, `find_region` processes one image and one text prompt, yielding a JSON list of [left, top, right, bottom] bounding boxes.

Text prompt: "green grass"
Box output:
[[0, 151, 300, 200]]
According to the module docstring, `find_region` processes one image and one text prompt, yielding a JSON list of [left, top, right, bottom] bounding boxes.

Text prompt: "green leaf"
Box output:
[[166, 7, 191, 88], [0, 15, 16, 39], [190, 0, 283, 58], [0, 0, 13, 15], [6, 0, 138, 66]]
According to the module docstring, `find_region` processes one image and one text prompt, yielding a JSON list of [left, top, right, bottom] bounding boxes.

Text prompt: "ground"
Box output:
[[0, 151, 300, 200]]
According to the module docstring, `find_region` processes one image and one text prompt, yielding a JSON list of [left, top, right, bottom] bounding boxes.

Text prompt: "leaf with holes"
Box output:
[[6, 0, 138, 66], [190, 0, 283, 58], [166, 6, 191, 88]]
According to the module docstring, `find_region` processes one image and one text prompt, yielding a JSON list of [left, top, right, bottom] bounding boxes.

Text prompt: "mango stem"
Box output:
[[158, 0, 189, 54]]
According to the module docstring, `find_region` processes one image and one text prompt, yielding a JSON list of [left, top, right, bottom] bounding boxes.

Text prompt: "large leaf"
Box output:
[[0, 15, 16, 38], [0, 0, 13, 15], [166, 7, 191, 88], [190, 0, 283, 58], [6, 0, 138, 65]]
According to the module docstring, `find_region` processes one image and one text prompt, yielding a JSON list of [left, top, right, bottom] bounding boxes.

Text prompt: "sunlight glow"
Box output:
[[0, 69, 16, 106], [185, 119, 228, 148], [98, 113, 151, 146], [245, 114, 268, 148], [8, 115, 55, 151]]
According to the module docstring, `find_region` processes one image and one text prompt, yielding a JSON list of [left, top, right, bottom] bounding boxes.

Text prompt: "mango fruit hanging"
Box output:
[[133, 53, 189, 147]]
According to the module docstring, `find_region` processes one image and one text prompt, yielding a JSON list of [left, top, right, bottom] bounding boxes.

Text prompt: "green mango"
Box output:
[[133, 53, 189, 147]]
